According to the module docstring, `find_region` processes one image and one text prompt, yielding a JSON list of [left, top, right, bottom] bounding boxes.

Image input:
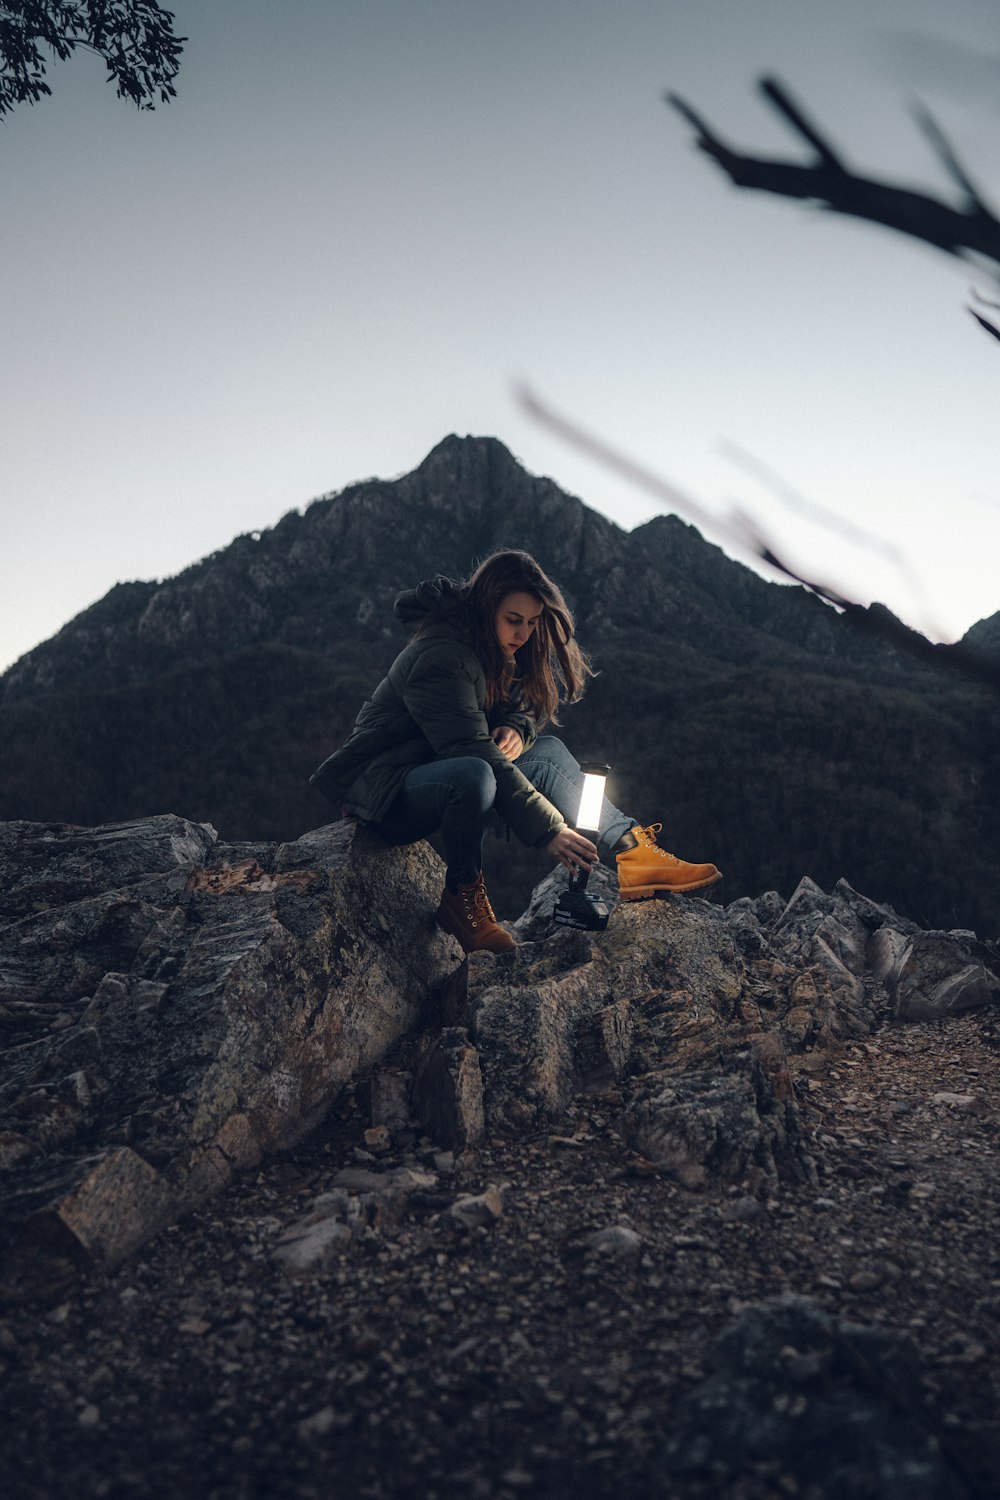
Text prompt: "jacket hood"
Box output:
[[393, 575, 466, 629]]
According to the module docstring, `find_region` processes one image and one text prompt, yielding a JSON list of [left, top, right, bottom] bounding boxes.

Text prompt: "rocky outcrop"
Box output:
[[0, 816, 456, 1278], [3, 817, 999, 1288], [410, 867, 999, 1192]]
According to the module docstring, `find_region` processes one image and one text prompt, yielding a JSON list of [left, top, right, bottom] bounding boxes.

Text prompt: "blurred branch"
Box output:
[[968, 287, 1000, 343], [666, 76, 1000, 277], [516, 384, 1000, 693], [969, 308, 1000, 342], [718, 439, 942, 638]]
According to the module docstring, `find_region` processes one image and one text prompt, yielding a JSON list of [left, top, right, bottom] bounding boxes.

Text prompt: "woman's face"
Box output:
[[494, 591, 543, 657]]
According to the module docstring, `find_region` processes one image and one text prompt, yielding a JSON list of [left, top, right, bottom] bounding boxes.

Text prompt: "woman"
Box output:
[[311, 551, 721, 954]]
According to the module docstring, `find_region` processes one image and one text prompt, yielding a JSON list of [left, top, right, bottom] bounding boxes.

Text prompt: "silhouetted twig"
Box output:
[[667, 77, 1000, 278], [718, 439, 941, 639], [517, 384, 1000, 693], [969, 308, 1000, 342]]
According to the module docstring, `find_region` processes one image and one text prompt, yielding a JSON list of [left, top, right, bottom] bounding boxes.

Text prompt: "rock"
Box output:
[[0, 815, 217, 931], [448, 1185, 503, 1229], [297, 1405, 352, 1438], [751, 890, 787, 925], [719, 1195, 765, 1224], [410, 1027, 485, 1152], [272, 1214, 353, 1274], [4, 807, 999, 1296], [330, 1165, 437, 1200], [869, 925, 911, 984], [887, 933, 999, 1021], [363, 1126, 392, 1155], [272, 1165, 439, 1273], [660, 1296, 972, 1498], [582, 1225, 642, 1262], [0, 817, 455, 1276], [368, 1067, 412, 1143], [834, 879, 919, 937], [929, 1092, 985, 1113], [463, 900, 742, 1135], [774, 875, 840, 934], [622, 1032, 815, 1191]]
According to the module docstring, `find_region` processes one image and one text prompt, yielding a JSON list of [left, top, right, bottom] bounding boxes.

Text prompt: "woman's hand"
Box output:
[[491, 726, 524, 760], [547, 826, 599, 875]]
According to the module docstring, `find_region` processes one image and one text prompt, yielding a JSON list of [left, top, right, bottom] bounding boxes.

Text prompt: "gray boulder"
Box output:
[[0, 816, 455, 1276]]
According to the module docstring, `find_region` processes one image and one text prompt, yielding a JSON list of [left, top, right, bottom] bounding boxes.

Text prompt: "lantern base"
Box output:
[[552, 887, 610, 932]]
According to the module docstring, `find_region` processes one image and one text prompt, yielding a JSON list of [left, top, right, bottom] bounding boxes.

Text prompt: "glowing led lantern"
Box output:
[[575, 766, 608, 837], [553, 762, 612, 932]]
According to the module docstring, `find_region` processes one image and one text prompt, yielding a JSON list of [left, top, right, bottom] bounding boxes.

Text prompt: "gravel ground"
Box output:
[[2, 1011, 999, 1500]]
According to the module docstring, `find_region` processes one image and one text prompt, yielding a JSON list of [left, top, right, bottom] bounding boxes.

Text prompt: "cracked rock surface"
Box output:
[[1, 817, 999, 1498], [0, 816, 454, 1275]]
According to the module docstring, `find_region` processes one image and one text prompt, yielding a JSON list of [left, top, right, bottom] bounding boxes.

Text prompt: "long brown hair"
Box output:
[[417, 551, 593, 724]]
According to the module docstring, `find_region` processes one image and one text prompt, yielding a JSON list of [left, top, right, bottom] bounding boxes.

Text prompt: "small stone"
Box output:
[[848, 1270, 883, 1292], [720, 1196, 764, 1224], [298, 1405, 352, 1437], [273, 1217, 352, 1274], [178, 1318, 211, 1336], [500, 1466, 535, 1488], [929, 1092, 983, 1113], [583, 1226, 642, 1262], [448, 1185, 503, 1229], [78, 1404, 100, 1429], [364, 1125, 392, 1155]]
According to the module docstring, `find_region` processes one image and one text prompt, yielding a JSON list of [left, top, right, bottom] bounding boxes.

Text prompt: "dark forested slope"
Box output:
[[1, 435, 997, 933]]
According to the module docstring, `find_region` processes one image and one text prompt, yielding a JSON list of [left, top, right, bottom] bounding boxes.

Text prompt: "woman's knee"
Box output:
[[529, 734, 579, 773], [445, 756, 498, 812]]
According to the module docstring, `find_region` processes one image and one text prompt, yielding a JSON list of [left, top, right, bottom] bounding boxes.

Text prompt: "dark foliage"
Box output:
[[0, 0, 184, 117], [1, 435, 998, 935]]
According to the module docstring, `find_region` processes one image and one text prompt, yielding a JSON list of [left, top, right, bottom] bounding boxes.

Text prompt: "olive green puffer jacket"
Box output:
[[310, 578, 566, 848]]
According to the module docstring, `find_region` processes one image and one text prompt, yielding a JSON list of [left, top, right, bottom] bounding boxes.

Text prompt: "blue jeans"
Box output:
[[374, 734, 636, 885]]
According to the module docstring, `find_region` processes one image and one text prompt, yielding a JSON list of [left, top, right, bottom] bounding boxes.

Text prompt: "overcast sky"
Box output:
[[2, 0, 998, 675]]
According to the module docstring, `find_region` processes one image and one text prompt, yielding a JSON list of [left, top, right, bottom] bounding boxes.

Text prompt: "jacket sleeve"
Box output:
[[400, 644, 563, 846], [488, 688, 538, 755]]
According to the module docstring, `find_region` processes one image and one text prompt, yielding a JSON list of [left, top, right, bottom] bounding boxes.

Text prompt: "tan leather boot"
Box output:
[[436, 874, 516, 953], [615, 823, 722, 899]]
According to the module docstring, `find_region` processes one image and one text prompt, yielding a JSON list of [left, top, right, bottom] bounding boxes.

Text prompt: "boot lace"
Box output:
[[635, 823, 681, 866], [463, 877, 496, 928]]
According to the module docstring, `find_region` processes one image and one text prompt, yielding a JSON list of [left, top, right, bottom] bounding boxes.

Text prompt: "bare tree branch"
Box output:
[[968, 307, 1000, 343], [717, 439, 941, 639], [516, 383, 1000, 693], [666, 76, 1000, 276], [911, 102, 993, 217]]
